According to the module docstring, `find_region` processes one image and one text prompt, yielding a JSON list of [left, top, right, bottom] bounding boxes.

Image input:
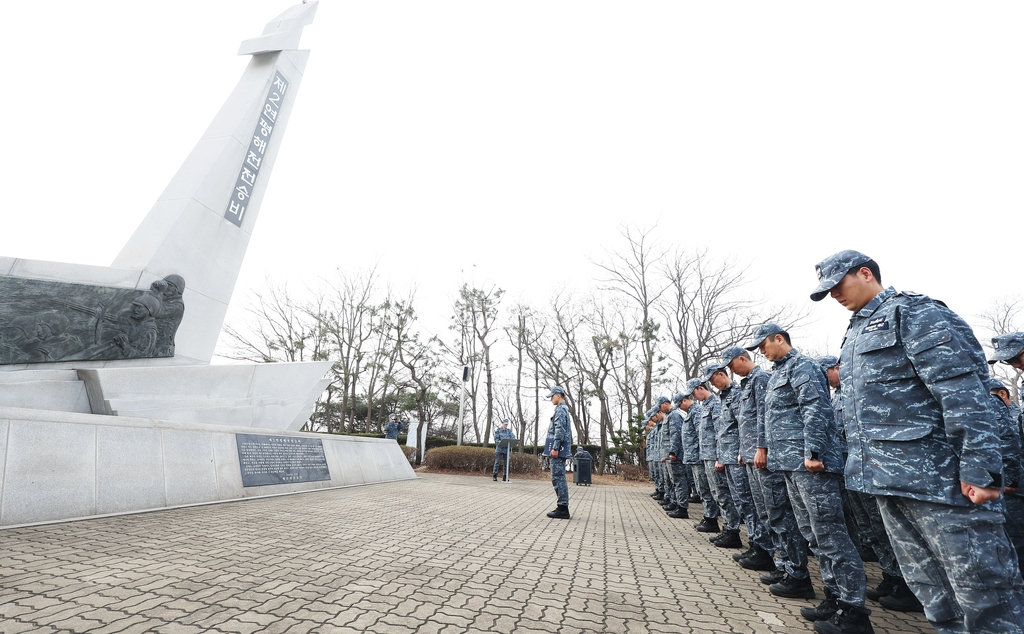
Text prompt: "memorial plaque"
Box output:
[[235, 434, 331, 487]]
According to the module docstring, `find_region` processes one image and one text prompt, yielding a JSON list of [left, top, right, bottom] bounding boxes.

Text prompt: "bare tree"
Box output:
[[452, 283, 504, 444], [979, 295, 1024, 404], [660, 247, 806, 380], [505, 302, 543, 452], [591, 224, 670, 414], [221, 280, 329, 364]]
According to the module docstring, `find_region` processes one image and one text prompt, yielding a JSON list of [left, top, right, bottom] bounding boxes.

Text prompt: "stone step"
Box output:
[[0, 380, 91, 413], [0, 369, 81, 383]]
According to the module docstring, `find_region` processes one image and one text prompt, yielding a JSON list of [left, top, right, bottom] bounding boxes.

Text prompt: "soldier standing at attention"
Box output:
[[544, 386, 572, 520], [721, 346, 809, 587], [643, 409, 662, 499], [694, 366, 742, 549], [812, 250, 1024, 633], [383, 413, 404, 441], [492, 419, 516, 481], [654, 397, 679, 513], [665, 393, 690, 519], [819, 355, 922, 614], [681, 379, 720, 532], [745, 323, 871, 633], [708, 361, 775, 568]]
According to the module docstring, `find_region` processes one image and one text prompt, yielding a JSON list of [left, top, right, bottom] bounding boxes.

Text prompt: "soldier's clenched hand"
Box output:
[[960, 481, 1001, 504]]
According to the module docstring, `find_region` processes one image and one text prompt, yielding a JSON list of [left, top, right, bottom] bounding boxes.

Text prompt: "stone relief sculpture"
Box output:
[[0, 275, 185, 364]]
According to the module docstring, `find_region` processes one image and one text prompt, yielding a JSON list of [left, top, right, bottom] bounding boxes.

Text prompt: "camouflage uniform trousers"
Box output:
[[691, 463, 720, 519], [492, 452, 509, 478], [750, 465, 809, 579], [660, 462, 677, 506], [704, 461, 740, 532], [667, 459, 689, 509], [1003, 494, 1024, 569], [785, 470, 866, 606], [877, 495, 1024, 633], [679, 462, 696, 498], [725, 463, 772, 551], [839, 477, 868, 561], [550, 458, 569, 506], [648, 460, 657, 492], [845, 489, 901, 577]]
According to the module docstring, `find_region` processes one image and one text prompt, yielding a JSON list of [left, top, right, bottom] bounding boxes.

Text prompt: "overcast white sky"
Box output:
[[2, 1, 1022, 368]]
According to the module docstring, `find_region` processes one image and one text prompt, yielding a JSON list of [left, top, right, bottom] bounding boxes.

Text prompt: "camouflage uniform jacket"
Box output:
[[547, 402, 572, 452], [716, 384, 741, 464], [737, 366, 769, 463], [697, 394, 722, 462], [764, 348, 842, 473], [645, 422, 657, 462], [659, 415, 675, 460], [494, 427, 516, 455], [991, 394, 1023, 493], [681, 408, 701, 464], [383, 420, 405, 439], [839, 286, 1004, 505], [832, 386, 848, 455], [666, 409, 685, 460]]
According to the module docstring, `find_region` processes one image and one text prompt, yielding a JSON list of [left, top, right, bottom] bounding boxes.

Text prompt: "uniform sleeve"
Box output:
[[901, 301, 1004, 489], [669, 415, 682, 455], [791, 364, 831, 460], [755, 373, 769, 449], [554, 405, 571, 444]]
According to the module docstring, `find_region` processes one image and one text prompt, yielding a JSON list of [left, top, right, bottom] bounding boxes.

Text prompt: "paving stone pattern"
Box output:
[[0, 473, 933, 633]]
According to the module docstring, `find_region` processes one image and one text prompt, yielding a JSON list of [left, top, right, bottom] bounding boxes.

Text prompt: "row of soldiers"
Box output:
[[638, 250, 1024, 634]]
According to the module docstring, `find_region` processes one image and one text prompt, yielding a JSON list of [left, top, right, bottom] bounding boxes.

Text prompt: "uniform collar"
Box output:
[[854, 286, 897, 319], [773, 348, 799, 368]]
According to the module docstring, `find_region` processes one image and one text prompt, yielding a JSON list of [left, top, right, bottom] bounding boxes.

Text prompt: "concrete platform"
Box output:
[[0, 473, 933, 633]]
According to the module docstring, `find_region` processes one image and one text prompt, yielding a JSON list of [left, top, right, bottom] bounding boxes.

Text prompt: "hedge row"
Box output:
[[424, 446, 540, 473]]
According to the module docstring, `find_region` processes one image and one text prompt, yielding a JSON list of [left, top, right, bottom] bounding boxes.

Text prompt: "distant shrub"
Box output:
[[618, 464, 648, 482], [424, 446, 540, 474], [400, 445, 417, 464]]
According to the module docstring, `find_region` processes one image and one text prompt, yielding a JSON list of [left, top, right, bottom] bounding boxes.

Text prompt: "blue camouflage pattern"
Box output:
[[697, 394, 721, 462], [737, 366, 770, 463], [547, 401, 572, 506], [845, 489, 901, 578], [785, 471, 867, 606], [763, 349, 843, 473], [691, 463, 719, 519], [705, 460, 739, 531], [680, 406, 702, 465], [839, 287, 1004, 504], [878, 495, 1024, 631], [716, 384, 741, 464], [990, 332, 1024, 364], [494, 426, 517, 455], [383, 419, 405, 439]]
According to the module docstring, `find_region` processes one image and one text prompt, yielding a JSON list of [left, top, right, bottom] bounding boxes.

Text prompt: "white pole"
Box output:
[[456, 365, 469, 445]]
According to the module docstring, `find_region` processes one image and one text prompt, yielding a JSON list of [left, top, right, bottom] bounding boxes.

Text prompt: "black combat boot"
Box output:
[[663, 503, 679, 513], [813, 602, 874, 634], [877, 578, 923, 613], [694, 517, 720, 533], [688, 493, 702, 504], [713, 530, 742, 549], [546, 505, 570, 519], [666, 507, 689, 519], [493, 475, 498, 481], [653, 491, 665, 500], [650, 490, 659, 498], [801, 589, 838, 622], [738, 546, 776, 571], [864, 573, 896, 602], [760, 569, 786, 585], [732, 545, 756, 562], [769, 573, 816, 599]]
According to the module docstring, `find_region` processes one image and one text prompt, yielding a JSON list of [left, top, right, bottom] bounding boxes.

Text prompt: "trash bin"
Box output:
[[573, 449, 593, 486]]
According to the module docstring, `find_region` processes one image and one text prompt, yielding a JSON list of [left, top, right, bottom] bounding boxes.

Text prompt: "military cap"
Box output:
[[817, 355, 840, 370], [700, 364, 724, 383], [682, 378, 703, 397], [718, 346, 748, 369], [545, 386, 566, 398], [672, 392, 686, 406], [388, 413, 397, 420], [989, 332, 1024, 364], [986, 378, 1009, 393], [810, 250, 873, 302], [501, 418, 510, 425], [743, 323, 786, 350], [656, 396, 671, 406], [645, 406, 659, 420]]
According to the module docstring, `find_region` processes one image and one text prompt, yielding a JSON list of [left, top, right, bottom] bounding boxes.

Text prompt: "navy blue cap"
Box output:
[[656, 396, 670, 406], [718, 346, 747, 370], [545, 386, 566, 398], [700, 364, 724, 383], [986, 378, 1009, 392], [810, 250, 873, 302], [682, 378, 703, 398], [990, 333, 1024, 364], [817, 355, 840, 370], [388, 413, 397, 420], [743, 323, 786, 350], [672, 392, 686, 406], [501, 418, 510, 425]]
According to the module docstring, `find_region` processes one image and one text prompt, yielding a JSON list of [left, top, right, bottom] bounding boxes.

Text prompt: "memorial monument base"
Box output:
[[0, 406, 416, 529]]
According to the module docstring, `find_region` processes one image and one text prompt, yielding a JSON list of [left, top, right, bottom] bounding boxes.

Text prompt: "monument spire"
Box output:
[[111, 1, 318, 364]]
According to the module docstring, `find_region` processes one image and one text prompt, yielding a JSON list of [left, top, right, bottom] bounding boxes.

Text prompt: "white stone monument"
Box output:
[[0, 2, 415, 528]]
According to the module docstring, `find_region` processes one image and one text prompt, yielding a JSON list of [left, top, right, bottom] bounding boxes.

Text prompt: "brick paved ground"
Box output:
[[0, 473, 933, 634]]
